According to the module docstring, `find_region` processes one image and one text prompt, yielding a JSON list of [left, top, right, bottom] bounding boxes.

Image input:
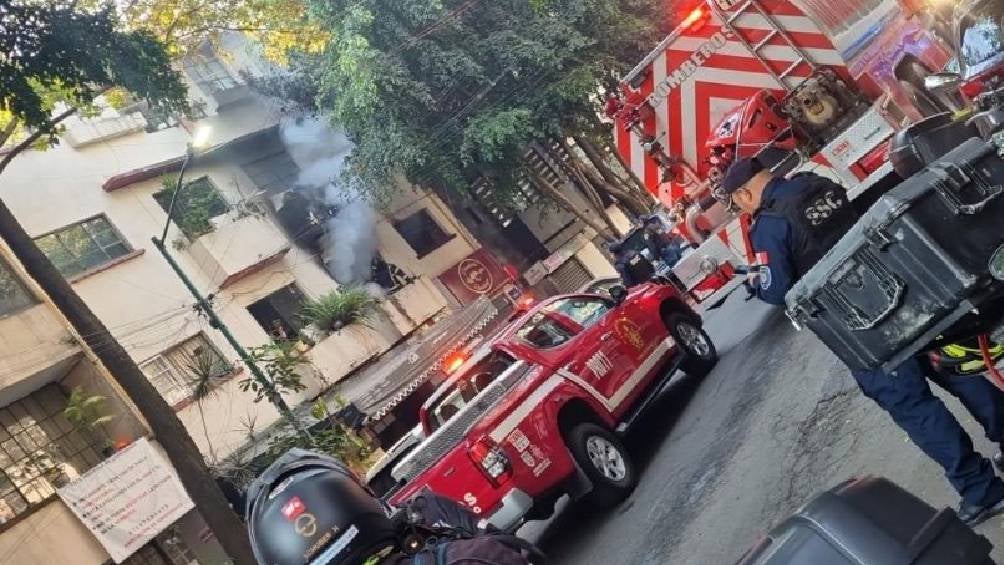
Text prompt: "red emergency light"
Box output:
[[445, 352, 467, 374], [681, 6, 709, 31]]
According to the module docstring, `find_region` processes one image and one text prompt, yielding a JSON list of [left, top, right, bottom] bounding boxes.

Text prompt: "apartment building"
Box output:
[[0, 30, 621, 565], [0, 239, 230, 565]]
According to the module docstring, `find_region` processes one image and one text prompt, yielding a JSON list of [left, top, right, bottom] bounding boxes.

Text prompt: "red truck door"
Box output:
[[542, 296, 665, 416]]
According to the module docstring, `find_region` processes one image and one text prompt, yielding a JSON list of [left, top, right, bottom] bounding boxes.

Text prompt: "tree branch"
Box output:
[[0, 106, 78, 175], [0, 117, 19, 150]]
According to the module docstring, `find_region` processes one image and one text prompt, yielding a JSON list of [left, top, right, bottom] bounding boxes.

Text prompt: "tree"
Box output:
[[274, 0, 665, 239], [114, 0, 328, 61], [1, 3, 254, 563]]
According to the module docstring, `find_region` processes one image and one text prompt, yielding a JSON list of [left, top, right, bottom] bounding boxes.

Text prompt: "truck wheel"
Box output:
[[667, 313, 718, 378], [568, 422, 637, 509]]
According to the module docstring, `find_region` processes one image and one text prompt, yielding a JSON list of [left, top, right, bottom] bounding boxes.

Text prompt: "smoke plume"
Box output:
[[279, 117, 378, 286]]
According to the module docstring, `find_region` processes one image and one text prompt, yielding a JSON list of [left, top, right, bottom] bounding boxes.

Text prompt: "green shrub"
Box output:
[[300, 288, 378, 332]]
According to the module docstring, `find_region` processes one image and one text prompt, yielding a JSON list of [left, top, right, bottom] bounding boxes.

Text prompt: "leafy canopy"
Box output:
[[1, 1, 187, 151], [293, 0, 663, 206], [115, 0, 329, 62]]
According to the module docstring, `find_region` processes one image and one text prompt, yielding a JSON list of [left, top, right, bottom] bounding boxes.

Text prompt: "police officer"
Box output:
[[721, 157, 1004, 526], [610, 242, 656, 288], [642, 215, 686, 267]]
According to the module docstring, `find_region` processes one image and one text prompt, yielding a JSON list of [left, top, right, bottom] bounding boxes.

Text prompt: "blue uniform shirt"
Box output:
[[748, 175, 815, 305]]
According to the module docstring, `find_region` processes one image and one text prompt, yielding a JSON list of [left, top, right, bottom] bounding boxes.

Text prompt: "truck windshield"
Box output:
[[426, 351, 515, 433], [959, 2, 1004, 72]]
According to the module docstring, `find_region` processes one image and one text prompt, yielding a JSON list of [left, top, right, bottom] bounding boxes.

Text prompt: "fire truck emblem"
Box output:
[[457, 258, 494, 294], [614, 318, 646, 351]]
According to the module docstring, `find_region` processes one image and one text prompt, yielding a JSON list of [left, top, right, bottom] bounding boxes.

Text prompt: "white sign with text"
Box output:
[[58, 438, 195, 563]]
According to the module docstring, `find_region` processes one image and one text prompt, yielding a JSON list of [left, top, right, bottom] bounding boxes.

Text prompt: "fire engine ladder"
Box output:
[[708, 0, 818, 92]]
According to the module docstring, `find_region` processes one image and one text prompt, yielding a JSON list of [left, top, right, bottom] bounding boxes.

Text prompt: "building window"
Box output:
[[140, 334, 233, 407], [35, 215, 132, 279], [0, 385, 106, 526], [393, 209, 455, 259], [0, 260, 35, 317], [248, 285, 307, 340], [185, 53, 238, 94], [240, 152, 300, 194], [153, 176, 230, 239]]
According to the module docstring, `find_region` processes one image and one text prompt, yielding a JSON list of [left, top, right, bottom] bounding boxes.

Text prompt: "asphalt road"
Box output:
[[522, 290, 1004, 564]]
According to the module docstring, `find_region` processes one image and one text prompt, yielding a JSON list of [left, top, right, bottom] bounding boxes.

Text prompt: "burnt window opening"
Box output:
[[248, 284, 307, 340], [371, 255, 415, 293], [393, 210, 455, 259]]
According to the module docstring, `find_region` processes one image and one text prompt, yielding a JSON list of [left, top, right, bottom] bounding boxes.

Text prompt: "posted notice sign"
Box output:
[[58, 438, 195, 563]]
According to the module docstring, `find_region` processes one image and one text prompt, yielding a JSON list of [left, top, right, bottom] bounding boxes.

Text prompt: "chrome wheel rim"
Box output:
[[585, 435, 627, 482], [678, 322, 711, 358]]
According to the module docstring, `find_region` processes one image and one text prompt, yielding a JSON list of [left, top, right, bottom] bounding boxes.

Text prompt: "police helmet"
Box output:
[[246, 449, 398, 565]]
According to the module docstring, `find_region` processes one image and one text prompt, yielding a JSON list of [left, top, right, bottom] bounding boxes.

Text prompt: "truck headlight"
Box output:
[[699, 257, 719, 277], [992, 244, 1004, 281]]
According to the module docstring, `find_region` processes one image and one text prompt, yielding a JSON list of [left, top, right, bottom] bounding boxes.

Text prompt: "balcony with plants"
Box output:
[[156, 175, 289, 288]]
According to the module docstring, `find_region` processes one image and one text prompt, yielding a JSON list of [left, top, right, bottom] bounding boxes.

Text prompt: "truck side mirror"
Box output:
[[609, 285, 628, 305], [924, 72, 961, 94]]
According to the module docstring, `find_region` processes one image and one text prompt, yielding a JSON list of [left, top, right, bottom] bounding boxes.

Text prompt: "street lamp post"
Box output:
[[151, 126, 309, 441]]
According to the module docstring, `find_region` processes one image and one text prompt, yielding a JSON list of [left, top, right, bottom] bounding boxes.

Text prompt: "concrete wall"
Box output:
[[0, 500, 110, 565], [576, 241, 618, 279], [376, 183, 480, 279], [0, 302, 80, 394]]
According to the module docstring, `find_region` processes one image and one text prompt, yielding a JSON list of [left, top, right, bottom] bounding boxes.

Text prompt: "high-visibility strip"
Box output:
[[488, 374, 564, 443]]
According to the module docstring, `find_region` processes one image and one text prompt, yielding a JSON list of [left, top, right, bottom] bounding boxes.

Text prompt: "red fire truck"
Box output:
[[607, 0, 953, 301]]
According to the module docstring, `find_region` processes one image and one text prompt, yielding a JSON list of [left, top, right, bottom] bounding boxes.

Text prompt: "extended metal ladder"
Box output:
[[707, 0, 818, 92]]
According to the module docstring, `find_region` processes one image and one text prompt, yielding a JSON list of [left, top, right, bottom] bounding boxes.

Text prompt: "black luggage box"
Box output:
[[888, 113, 982, 179], [735, 477, 994, 565], [786, 138, 1004, 373]]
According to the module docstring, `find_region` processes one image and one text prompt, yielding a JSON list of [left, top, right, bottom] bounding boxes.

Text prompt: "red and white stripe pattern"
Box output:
[[613, 0, 848, 196]]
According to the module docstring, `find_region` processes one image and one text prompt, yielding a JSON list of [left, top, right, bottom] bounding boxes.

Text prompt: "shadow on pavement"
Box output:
[[529, 372, 705, 550]]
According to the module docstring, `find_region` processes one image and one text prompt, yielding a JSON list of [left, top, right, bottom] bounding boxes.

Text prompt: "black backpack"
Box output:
[[387, 491, 545, 565]]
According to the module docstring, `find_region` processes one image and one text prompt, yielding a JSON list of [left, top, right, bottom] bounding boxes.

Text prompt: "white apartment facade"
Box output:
[[0, 31, 621, 565]]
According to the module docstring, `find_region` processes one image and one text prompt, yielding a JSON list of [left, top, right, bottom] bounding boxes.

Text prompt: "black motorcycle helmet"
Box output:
[[246, 449, 398, 565]]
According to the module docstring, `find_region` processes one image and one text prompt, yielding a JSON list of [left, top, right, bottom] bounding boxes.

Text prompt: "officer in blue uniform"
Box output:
[[721, 157, 1004, 526]]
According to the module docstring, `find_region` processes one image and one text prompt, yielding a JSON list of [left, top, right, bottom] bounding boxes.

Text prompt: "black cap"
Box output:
[[721, 157, 764, 195]]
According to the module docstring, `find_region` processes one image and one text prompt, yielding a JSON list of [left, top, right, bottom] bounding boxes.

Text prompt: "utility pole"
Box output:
[[0, 200, 257, 565], [153, 140, 309, 440], [151, 237, 306, 436]]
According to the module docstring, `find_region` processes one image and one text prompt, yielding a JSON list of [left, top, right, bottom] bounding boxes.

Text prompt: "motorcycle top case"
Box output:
[[785, 138, 1004, 372], [734, 477, 993, 565]]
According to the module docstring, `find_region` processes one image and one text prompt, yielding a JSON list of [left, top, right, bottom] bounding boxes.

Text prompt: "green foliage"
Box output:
[[64, 387, 115, 432], [155, 176, 230, 239], [300, 287, 378, 332], [251, 0, 662, 210], [117, 0, 329, 62], [1, 1, 187, 150], [266, 401, 376, 472], [241, 340, 309, 402]]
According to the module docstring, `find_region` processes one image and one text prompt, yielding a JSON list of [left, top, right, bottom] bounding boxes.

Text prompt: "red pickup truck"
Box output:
[[387, 281, 717, 530]]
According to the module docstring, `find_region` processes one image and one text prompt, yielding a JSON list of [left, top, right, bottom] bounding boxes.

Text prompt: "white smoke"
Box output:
[[280, 117, 378, 285]]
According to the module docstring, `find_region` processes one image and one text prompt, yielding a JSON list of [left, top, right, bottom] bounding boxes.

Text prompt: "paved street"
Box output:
[[523, 291, 1004, 564]]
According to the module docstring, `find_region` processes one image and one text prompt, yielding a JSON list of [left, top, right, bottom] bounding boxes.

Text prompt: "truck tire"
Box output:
[[567, 422, 637, 509], [667, 313, 718, 378]]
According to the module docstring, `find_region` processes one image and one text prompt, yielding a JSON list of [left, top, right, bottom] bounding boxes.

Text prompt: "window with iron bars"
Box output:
[[140, 334, 233, 408], [0, 385, 106, 527], [185, 53, 239, 94], [34, 215, 132, 279]]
